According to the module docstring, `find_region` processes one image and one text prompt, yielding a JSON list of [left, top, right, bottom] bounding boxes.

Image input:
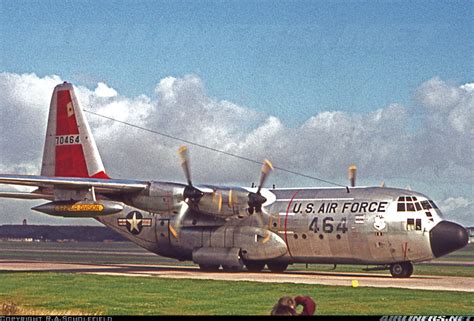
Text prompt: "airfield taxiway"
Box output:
[[1, 259, 473, 293]]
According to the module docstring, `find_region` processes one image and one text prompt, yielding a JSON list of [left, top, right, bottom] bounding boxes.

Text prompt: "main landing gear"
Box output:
[[389, 262, 414, 278], [266, 262, 289, 273], [198, 264, 220, 272], [244, 260, 288, 273], [199, 261, 290, 273], [244, 261, 266, 272]]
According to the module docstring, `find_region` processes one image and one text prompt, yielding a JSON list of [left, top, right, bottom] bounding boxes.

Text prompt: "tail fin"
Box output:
[[40, 82, 109, 179]]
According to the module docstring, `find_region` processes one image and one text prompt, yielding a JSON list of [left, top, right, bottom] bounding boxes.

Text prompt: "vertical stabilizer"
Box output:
[[40, 82, 109, 178]]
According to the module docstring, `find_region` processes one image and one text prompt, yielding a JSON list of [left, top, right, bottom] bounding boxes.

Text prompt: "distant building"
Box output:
[[22, 219, 27, 226]]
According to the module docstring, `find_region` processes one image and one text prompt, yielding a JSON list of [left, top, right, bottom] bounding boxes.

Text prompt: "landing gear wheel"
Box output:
[[390, 262, 413, 278], [245, 261, 265, 272], [222, 265, 243, 272], [267, 262, 288, 273], [199, 264, 220, 272]]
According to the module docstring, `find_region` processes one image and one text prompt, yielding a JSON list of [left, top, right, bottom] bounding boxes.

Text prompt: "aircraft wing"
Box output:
[[0, 174, 148, 197], [0, 191, 53, 200]]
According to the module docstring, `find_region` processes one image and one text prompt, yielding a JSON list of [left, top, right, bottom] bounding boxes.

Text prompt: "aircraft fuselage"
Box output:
[[95, 185, 468, 276]]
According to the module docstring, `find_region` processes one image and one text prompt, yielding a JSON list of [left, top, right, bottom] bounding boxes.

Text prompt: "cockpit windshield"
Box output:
[[421, 200, 431, 210], [428, 200, 439, 209], [397, 196, 439, 212]]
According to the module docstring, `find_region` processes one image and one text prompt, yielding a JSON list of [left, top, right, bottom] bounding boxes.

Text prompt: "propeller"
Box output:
[[174, 146, 274, 233], [174, 146, 205, 235], [248, 159, 273, 215], [178, 146, 204, 202]]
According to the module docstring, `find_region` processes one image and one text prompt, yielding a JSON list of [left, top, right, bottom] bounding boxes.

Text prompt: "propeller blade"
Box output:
[[173, 201, 190, 238], [255, 210, 272, 229], [228, 189, 239, 207], [211, 190, 223, 212], [218, 191, 223, 212], [255, 210, 264, 227], [248, 159, 273, 215], [348, 164, 357, 188], [178, 145, 192, 186], [257, 159, 273, 194]]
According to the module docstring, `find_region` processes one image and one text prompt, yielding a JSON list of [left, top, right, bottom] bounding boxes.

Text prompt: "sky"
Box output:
[[0, 0, 473, 226]]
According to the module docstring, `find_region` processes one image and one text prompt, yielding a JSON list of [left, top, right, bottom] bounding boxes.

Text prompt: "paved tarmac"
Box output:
[[1, 259, 473, 292]]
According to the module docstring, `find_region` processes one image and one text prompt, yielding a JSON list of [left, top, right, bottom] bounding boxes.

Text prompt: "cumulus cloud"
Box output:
[[0, 73, 61, 173], [439, 197, 474, 226], [94, 82, 118, 98], [0, 72, 473, 225]]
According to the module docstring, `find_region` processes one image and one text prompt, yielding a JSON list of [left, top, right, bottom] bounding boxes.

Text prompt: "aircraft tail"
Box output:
[[40, 82, 109, 179]]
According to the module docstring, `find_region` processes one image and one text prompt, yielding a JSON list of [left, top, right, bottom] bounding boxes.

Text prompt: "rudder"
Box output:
[[41, 82, 109, 179]]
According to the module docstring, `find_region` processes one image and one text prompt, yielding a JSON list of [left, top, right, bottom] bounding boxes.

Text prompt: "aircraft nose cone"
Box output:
[[430, 221, 469, 258]]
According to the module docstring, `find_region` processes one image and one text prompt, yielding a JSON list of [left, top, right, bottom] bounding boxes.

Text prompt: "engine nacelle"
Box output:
[[129, 182, 277, 220], [193, 187, 249, 218], [192, 247, 243, 269], [183, 226, 287, 267], [190, 186, 277, 219], [129, 181, 185, 214]]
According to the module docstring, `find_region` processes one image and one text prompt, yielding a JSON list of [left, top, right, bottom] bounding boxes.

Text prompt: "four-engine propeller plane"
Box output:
[[0, 82, 469, 277]]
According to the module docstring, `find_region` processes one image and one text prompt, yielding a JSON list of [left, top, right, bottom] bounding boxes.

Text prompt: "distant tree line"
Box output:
[[0, 225, 128, 242]]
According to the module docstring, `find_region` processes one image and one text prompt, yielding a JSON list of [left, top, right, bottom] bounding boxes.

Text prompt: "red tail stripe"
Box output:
[[91, 171, 110, 179], [55, 145, 89, 177], [54, 89, 89, 177], [56, 90, 79, 135]]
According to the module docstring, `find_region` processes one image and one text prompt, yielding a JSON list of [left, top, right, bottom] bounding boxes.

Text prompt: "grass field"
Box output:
[[1, 272, 473, 315], [0, 241, 472, 315]]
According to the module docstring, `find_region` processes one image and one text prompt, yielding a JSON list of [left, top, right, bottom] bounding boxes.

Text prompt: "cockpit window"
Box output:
[[397, 196, 425, 212], [397, 202, 405, 211], [421, 200, 432, 210], [429, 200, 439, 209]]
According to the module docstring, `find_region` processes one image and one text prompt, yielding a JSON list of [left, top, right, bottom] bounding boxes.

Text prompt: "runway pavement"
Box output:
[[1, 259, 473, 292]]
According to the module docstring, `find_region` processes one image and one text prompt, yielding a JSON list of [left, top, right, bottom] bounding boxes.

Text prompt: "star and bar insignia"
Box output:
[[118, 211, 152, 235]]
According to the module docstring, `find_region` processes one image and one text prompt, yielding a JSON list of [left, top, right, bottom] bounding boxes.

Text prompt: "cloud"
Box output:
[[94, 82, 118, 98], [439, 197, 474, 226], [0, 72, 473, 225], [0, 73, 61, 173]]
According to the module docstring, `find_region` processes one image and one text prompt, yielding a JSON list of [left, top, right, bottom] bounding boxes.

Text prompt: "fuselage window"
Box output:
[[425, 211, 434, 221], [415, 219, 422, 231]]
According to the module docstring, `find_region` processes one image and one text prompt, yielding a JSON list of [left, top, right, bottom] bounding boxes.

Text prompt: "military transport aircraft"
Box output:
[[0, 82, 469, 277]]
